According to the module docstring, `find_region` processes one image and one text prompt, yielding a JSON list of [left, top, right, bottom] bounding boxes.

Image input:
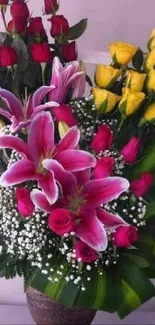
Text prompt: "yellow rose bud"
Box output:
[[145, 48, 155, 71], [109, 41, 138, 66], [126, 70, 146, 92], [92, 87, 120, 113], [147, 29, 155, 51], [95, 65, 121, 89], [58, 121, 70, 139], [146, 68, 155, 92], [119, 87, 145, 116], [139, 103, 155, 126]]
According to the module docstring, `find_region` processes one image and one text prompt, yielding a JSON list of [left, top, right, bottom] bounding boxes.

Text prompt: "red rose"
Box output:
[[91, 124, 113, 154], [48, 209, 76, 236], [130, 172, 153, 197], [75, 240, 98, 263], [44, 0, 59, 14], [10, 0, 30, 20], [49, 15, 69, 38], [120, 137, 140, 164], [0, 45, 18, 67], [52, 104, 77, 127], [27, 17, 46, 37], [94, 156, 114, 179], [113, 225, 138, 248], [61, 41, 77, 62], [16, 187, 34, 217], [31, 42, 53, 63], [7, 17, 27, 35]]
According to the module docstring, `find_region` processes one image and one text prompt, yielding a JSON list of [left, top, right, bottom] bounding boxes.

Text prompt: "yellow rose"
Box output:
[[119, 87, 145, 116], [146, 68, 155, 91], [126, 70, 146, 92], [145, 48, 155, 71], [95, 65, 121, 89], [147, 29, 155, 51], [139, 103, 155, 126], [109, 41, 138, 66], [92, 87, 120, 113]]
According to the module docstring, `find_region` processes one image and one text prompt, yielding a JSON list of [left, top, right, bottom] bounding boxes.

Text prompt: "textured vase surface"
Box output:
[[26, 287, 96, 325]]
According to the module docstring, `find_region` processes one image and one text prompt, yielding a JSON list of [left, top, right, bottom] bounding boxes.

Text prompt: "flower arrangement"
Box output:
[[1, 19, 155, 321], [0, 0, 87, 96]]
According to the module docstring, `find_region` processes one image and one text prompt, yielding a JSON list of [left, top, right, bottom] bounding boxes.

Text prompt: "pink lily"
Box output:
[[0, 86, 58, 132], [31, 167, 129, 252], [49, 57, 85, 104], [0, 112, 96, 204]]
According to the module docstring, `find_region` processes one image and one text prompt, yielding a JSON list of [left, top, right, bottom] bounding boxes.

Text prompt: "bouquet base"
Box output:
[[26, 287, 96, 325]]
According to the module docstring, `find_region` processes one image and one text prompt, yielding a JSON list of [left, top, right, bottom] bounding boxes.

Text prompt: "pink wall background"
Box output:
[[0, 0, 155, 309]]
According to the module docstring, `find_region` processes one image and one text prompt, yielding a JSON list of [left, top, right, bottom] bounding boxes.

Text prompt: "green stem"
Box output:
[[116, 116, 126, 135], [1, 7, 7, 31]]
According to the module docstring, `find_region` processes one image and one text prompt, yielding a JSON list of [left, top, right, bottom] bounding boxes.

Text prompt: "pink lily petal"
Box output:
[[76, 209, 108, 252], [30, 101, 59, 119], [10, 117, 31, 133], [43, 159, 77, 196], [62, 61, 79, 79], [38, 171, 58, 205], [66, 71, 84, 90], [71, 74, 85, 99], [0, 136, 32, 160], [0, 108, 12, 120], [30, 189, 53, 213], [49, 60, 62, 102], [55, 150, 96, 172], [56, 126, 80, 154], [97, 208, 127, 229], [83, 177, 129, 209], [28, 112, 54, 163], [32, 86, 55, 108], [74, 169, 91, 186], [0, 89, 23, 119], [0, 159, 36, 186]]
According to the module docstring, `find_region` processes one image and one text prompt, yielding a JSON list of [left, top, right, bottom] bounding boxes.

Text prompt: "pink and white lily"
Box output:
[[49, 57, 85, 104], [0, 86, 58, 132], [0, 112, 96, 204], [31, 167, 129, 252]]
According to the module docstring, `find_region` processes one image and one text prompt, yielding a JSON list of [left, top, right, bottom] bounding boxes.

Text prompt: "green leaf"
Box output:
[[146, 202, 155, 218], [68, 19, 88, 40], [117, 260, 155, 319], [132, 48, 144, 71], [0, 32, 7, 44], [12, 35, 29, 72], [133, 143, 155, 177]]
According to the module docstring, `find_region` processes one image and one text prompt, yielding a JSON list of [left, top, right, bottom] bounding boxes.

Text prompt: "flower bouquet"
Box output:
[[0, 0, 87, 97], [1, 24, 155, 322]]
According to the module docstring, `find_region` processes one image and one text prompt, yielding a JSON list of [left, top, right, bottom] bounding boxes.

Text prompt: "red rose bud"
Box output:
[[7, 17, 27, 35], [120, 137, 140, 164], [113, 225, 138, 248], [75, 240, 98, 263], [10, 0, 30, 20], [94, 156, 114, 179], [61, 41, 77, 62], [130, 172, 153, 197], [27, 17, 46, 37], [16, 187, 34, 217], [0, 45, 18, 67], [91, 124, 113, 154], [31, 42, 53, 63], [52, 104, 77, 127], [49, 15, 69, 38], [0, 0, 9, 5], [48, 209, 75, 236], [44, 0, 59, 14]]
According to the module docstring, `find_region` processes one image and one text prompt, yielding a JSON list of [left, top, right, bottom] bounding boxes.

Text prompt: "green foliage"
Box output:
[[132, 48, 144, 71], [68, 19, 88, 40]]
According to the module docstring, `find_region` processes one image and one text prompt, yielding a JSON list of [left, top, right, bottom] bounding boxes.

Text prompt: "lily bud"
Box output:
[[58, 121, 70, 139]]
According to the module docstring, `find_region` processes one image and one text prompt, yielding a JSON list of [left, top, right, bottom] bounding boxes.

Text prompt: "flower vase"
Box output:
[[26, 287, 97, 325]]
